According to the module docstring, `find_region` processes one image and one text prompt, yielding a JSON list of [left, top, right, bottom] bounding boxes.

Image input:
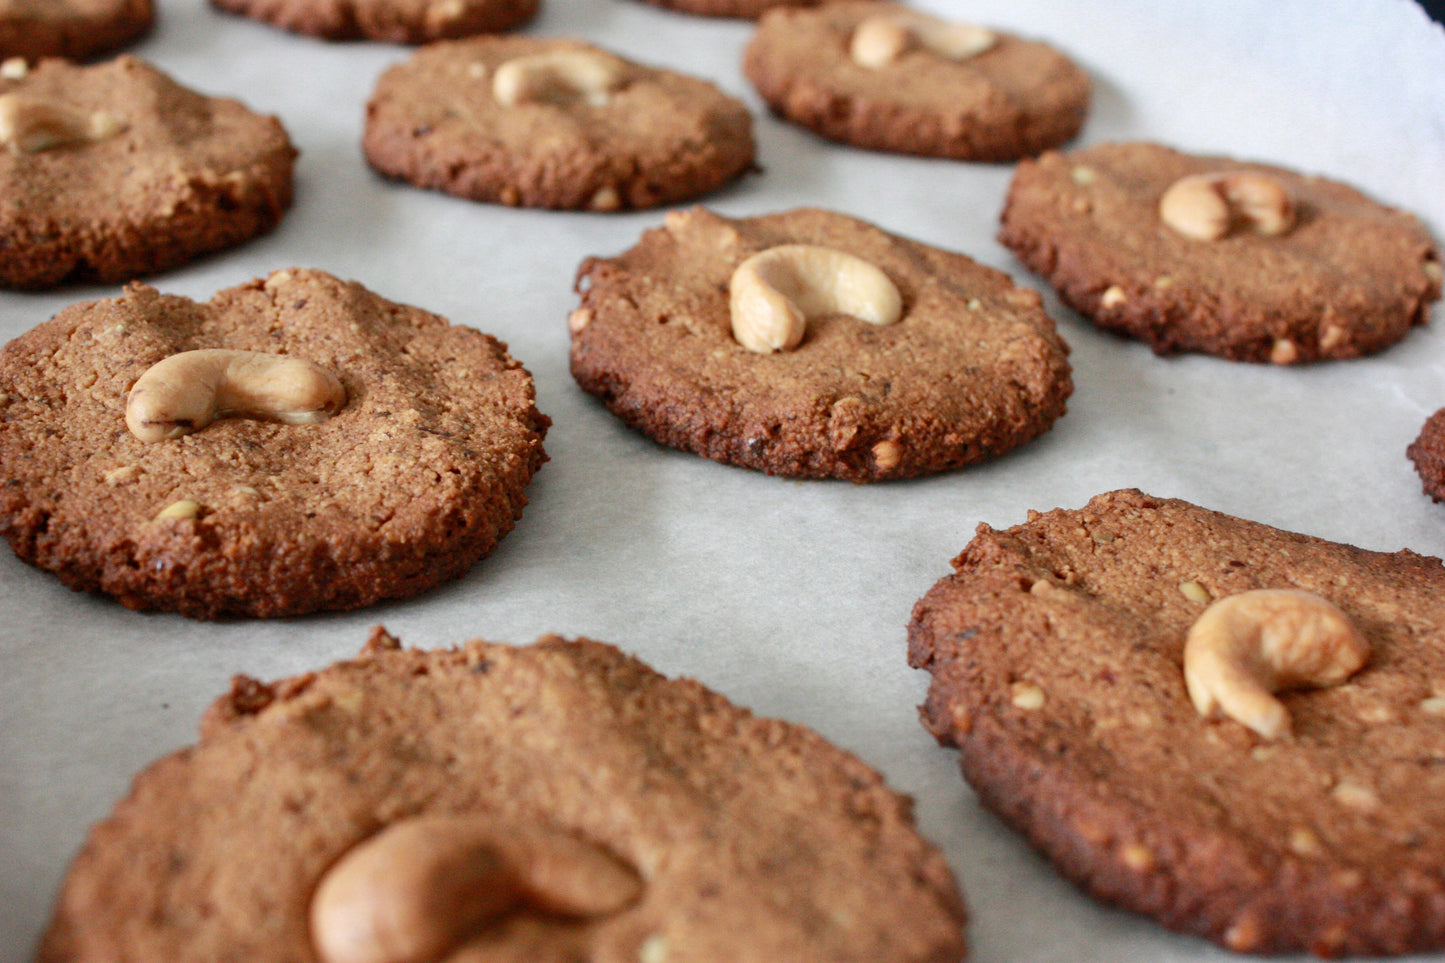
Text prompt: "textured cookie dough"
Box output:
[[0, 268, 549, 618], [909, 489, 1445, 956], [364, 37, 756, 211], [0, 0, 152, 61], [632, 0, 823, 19], [0, 56, 295, 289], [999, 141, 1443, 362], [209, 0, 535, 43], [569, 206, 1073, 481], [743, 1, 1090, 161], [1408, 408, 1445, 502], [40, 629, 968, 963]]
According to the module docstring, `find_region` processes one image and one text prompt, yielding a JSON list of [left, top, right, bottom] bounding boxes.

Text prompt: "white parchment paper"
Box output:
[[3, 1, 1444, 959]]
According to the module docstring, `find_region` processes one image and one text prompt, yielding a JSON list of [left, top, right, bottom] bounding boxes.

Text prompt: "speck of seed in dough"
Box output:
[[1424, 260, 1443, 283], [1270, 338, 1300, 365], [639, 935, 669, 963], [966, 298, 982, 310], [1153, 275, 1174, 289], [1011, 681, 1045, 710], [1420, 696, 1445, 716], [155, 499, 201, 521], [1100, 285, 1127, 309], [872, 439, 903, 471], [104, 465, 140, 485], [0, 58, 27, 79], [1071, 165, 1096, 185], [1179, 580, 1212, 603], [568, 309, 592, 334], [1331, 780, 1381, 812], [1289, 827, 1324, 857], [1120, 843, 1155, 872]]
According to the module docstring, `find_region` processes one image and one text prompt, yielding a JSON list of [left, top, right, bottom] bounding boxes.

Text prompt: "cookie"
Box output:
[[0, 56, 296, 289], [40, 628, 968, 962], [632, 0, 823, 19], [998, 141, 1443, 362], [209, 0, 535, 43], [742, 1, 1090, 161], [908, 488, 1445, 956], [0, 268, 549, 619], [1408, 408, 1445, 501], [569, 206, 1072, 481], [363, 37, 756, 212], [0, 0, 152, 61]]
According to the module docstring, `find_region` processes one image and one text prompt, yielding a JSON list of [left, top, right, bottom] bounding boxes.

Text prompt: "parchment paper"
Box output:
[[3, 1, 1444, 960]]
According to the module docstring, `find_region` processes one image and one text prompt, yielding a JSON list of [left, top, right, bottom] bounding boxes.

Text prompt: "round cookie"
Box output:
[[39, 628, 968, 962], [569, 206, 1073, 481], [0, 56, 296, 289], [1407, 407, 1445, 501], [0, 268, 549, 619], [363, 37, 756, 212], [742, 1, 1090, 161], [632, 0, 823, 20], [908, 488, 1445, 956], [998, 141, 1443, 363], [209, 0, 535, 43], [0, 0, 153, 61]]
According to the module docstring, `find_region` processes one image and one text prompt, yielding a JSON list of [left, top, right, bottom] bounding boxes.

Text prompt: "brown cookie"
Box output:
[[40, 629, 968, 962], [632, 0, 823, 19], [209, 0, 535, 43], [569, 206, 1073, 481], [363, 37, 756, 212], [0, 56, 296, 289], [743, 1, 1090, 161], [0, 268, 549, 619], [0, 0, 152, 61], [908, 488, 1445, 956], [1408, 408, 1445, 501], [998, 141, 1443, 362]]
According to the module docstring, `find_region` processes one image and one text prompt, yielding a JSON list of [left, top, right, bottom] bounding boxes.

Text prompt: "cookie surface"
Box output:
[[742, 1, 1090, 161], [633, 0, 822, 19], [40, 630, 967, 962], [570, 206, 1072, 481], [363, 37, 755, 212], [1407, 408, 1445, 501], [209, 0, 535, 43], [0, 0, 152, 61], [999, 141, 1443, 362], [908, 488, 1445, 956], [0, 268, 548, 619], [0, 56, 295, 289]]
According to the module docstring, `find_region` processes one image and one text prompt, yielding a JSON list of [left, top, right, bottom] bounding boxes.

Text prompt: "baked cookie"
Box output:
[[363, 37, 756, 212], [570, 206, 1072, 481], [999, 141, 1443, 362], [632, 0, 823, 19], [0, 56, 296, 289], [743, 1, 1090, 161], [1408, 408, 1445, 501], [908, 488, 1445, 956], [0, 0, 152, 61], [0, 268, 549, 619], [40, 628, 968, 962], [209, 0, 535, 43]]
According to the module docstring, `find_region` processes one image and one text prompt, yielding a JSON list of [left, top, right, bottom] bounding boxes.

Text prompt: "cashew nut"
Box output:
[[0, 92, 124, 153], [1159, 171, 1295, 241], [492, 49, 628, 109], [1183, 589, 1370, 739], [310, 814, 642, 963], [728, 244, 902, 353], [125, 349, 347, 443], [850, 12, 996, 69]]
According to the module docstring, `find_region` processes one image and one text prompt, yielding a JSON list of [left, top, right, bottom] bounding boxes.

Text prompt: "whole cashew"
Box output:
[[492, 50, 628, 109], [728, 244, 903, 353], [125, 349, 347, 443], [1183, 588, 1370, 740], [1158, 171, 1295, 241], [310, 815, 642, 963], [0, 92, 124, 153], [850, 13, 996, 69]]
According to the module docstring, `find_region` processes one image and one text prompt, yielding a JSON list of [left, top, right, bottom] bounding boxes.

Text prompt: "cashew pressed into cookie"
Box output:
[[850, 12, 996, 69], [728, 244, 903, 353], [1183, 588, 1370, 739], [1158, 171, 1295, 241], [310, 814, 642, 963], [125, 349, 347, 443], [491, 49, 628, 108], [0, 92, 125, 153]]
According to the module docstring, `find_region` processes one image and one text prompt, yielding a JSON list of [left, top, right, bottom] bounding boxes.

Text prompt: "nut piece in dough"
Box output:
[[1183, 588, 1370, 739], [125, 348, 347, 443], [1159, 171, 1295, 241], [728, 244, 903, 353], [0, 92, 124, 153], [491, 49, 628, 108], [310, 814, 642, 963], [850, 12, 996, 69]]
